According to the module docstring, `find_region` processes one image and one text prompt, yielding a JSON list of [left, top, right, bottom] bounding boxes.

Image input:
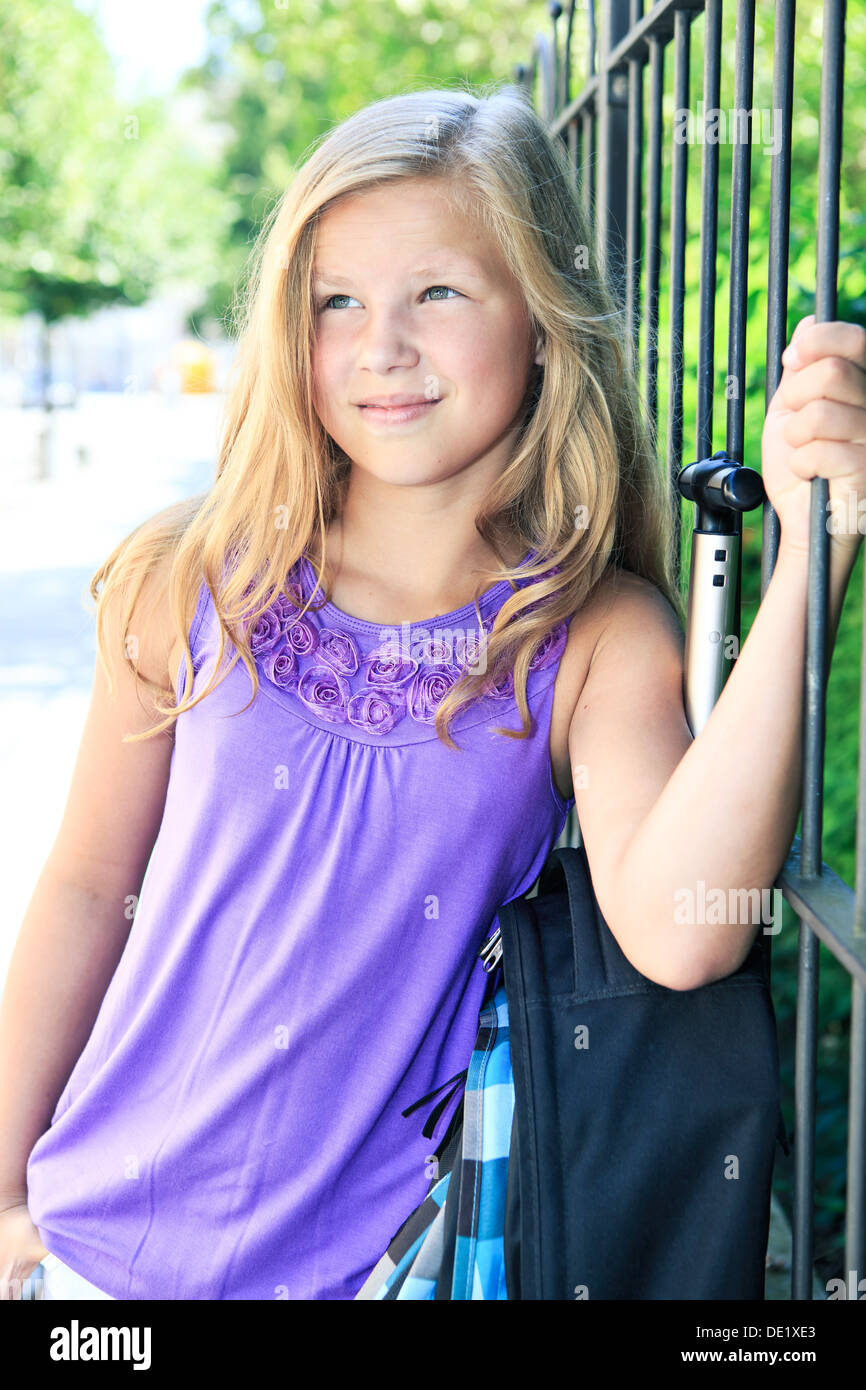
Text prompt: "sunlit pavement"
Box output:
[[0, 391, 223, 984]]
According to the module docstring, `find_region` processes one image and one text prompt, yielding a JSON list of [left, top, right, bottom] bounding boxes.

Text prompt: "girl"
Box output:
[[2, 84, 864, 1301]]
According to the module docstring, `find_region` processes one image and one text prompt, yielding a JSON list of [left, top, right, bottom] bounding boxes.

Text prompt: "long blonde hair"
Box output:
[[91, 81, 683, 752]]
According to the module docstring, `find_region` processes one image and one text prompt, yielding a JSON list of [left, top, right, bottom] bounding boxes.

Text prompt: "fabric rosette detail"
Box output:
[[245, 576, 306, 650], [413, 633, 459, 667], [261, 645, 298, 693], [297, 663, 350, 723], [476, 607, 568, 698], [252, 559, 568, 729], [408, 663, 463, 723], [317, 627, 361, 677], [480, 663, 515, 701], [450, 626, 489, 676], [248, 606, 284, 657], [285, 616, 319, 659], [346, 684, 408, 735], [271, 588, 303, 628], [361, 636, 422, 686], [361, 645, 420, 688]]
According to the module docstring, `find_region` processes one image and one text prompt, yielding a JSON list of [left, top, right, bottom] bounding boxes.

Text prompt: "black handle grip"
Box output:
[[678, 450, 767, 533]]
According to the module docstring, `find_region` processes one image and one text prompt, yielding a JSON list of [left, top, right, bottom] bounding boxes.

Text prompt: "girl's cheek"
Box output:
[[310, 352, 336, 404]]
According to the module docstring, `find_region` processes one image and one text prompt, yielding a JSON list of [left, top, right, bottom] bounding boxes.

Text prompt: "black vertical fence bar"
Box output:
[[583, 0, 597, 224], [667, 11, 690, 595], [567, 114, 579, 194], [793, 0, 845, 1301], [625, 2, 644, 377], [726, 0, 755, 468], [551, 6, 563, 123], [573, 71, 583, 204], [597, 2, 630, 309], [762, 0, 796, 600], [581, 107, 594, 221], [557, 1, 569, 115], [791, 585, 823, 1298], [560, 0, 579, 115], [762, 0, 796, 1004], [539, 28, 558, 126], [696, 0, 722, 461], [724, 0, 755, 721], [644, 35, 664, 449]]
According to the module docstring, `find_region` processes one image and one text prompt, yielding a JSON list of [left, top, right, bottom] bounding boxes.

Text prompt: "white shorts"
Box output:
[[40, 1251, 115, 1300]]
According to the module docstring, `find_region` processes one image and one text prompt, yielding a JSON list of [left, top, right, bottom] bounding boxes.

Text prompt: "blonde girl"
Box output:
[[2, 83, 864, 1301]]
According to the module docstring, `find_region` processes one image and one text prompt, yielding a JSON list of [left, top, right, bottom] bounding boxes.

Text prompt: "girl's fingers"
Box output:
[[779, 437, 866, 483], [781, 317, 866, 372], [782, 398, 866, 448], [774, 353, 866, 412], [786, 312, 816, 349]]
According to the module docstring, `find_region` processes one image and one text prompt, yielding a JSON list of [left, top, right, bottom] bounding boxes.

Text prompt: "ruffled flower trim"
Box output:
[[244, 565, 568, 735]]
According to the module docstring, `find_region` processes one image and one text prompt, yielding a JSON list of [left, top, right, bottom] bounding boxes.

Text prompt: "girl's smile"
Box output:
[[356, 397, 442, 426]]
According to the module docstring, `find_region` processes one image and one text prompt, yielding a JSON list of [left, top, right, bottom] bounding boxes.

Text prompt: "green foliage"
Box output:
[[183, 0, 545, 328], [0, 0, 230, 329]]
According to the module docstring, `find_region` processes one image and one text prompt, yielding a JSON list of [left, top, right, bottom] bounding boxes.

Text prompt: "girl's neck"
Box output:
[[302, 524, 530, 624]]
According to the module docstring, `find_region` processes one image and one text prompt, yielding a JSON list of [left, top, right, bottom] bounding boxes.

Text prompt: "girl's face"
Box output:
[[309, 177, 544, 489]]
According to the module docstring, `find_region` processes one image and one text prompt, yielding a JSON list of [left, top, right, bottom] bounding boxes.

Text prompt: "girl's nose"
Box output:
[[353, 305, 422, 374]]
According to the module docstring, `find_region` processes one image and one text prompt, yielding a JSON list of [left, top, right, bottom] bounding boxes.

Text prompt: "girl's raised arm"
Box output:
[[568, 541, 858, 992], [571, 317, 866, 992]]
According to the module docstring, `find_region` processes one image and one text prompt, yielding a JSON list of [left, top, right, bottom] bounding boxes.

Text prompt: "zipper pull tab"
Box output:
[[478, 926, 502, 973]]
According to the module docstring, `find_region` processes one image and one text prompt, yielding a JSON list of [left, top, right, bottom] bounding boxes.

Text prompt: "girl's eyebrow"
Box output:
[[313, 258, 489, 287]]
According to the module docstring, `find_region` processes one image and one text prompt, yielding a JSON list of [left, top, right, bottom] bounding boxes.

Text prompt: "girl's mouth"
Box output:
[[358, 400, 442, 424]]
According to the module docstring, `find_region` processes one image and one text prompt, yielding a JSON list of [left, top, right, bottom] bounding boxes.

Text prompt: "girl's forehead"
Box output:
[[316, 177, 479, 236], [313, 183, 501, 272]]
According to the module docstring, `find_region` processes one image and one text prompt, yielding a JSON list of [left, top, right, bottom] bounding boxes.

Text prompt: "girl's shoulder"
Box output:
[[550, 568, 680, 788], [573, 567, 682, 658], [97, 545, 179, 702], [96, 495, 209, 706]]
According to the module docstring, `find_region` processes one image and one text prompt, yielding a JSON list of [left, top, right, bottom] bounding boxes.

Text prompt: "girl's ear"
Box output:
[[534, 336, 545, 367]]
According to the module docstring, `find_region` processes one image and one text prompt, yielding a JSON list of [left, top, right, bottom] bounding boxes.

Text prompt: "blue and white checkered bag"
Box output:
[[354, 979, 513, 1300]]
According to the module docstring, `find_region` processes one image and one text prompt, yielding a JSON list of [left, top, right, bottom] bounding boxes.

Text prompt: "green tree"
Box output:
[[182, 0, 546, 327], [0, 0, 231, 428]]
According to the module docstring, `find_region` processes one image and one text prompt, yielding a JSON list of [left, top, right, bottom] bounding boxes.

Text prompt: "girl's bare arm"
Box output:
[[568, 538, 858, 991], [0, 555, 178, 1206]]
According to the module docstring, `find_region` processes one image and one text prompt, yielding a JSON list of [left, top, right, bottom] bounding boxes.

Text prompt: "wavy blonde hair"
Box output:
[[91, 81, 683, 753]]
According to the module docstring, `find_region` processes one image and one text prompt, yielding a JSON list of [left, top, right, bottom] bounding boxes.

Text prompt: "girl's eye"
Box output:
[[319, 293, 358, 311], [317, 285, 460, 312], [423, 285, 459, 301]]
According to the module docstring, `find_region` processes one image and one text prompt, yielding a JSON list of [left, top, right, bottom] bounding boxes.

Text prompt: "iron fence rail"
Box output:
[[516, 0, 863, 1300]]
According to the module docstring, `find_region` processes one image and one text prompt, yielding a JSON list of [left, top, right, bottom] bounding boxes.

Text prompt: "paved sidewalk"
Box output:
[[0, 391, 222, 986]]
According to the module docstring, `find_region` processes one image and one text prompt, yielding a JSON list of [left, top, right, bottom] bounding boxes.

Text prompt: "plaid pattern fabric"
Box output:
[[354, 979, 514, 1300]]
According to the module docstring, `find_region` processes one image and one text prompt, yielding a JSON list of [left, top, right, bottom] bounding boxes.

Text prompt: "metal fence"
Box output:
[[515, 0, 863, 1300]]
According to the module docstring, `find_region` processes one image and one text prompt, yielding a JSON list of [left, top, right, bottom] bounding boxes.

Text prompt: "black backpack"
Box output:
[[494, 843, 787, 1299]]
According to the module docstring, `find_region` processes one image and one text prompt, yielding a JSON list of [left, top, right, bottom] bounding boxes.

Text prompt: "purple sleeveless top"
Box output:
[[26, 545, 574, 1299]]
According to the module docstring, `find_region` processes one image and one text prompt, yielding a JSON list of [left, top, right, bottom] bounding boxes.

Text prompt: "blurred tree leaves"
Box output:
[[182, 0, 544, 326], [0, 0, 231, 333]]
